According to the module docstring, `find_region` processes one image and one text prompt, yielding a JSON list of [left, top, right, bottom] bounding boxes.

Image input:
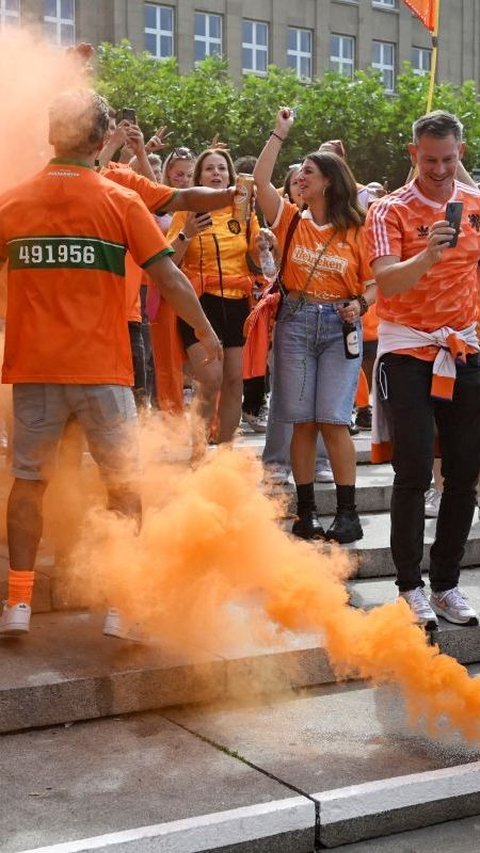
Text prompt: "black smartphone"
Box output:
[[121, 107, 136, 124], [445, 201, 463, 248]]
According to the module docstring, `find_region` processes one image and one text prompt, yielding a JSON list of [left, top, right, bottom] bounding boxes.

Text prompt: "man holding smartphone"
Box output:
[[367, 110, 480, 629]]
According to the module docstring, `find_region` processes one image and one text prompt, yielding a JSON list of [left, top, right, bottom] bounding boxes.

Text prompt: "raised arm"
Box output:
[[253, 108, 295, 226]]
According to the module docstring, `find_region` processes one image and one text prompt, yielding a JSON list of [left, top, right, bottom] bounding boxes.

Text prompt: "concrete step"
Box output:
[[320, 511, 480, 578], [272, 463, 394, 515], [3, 569, 480, 735], [4, 681, 480, 852]]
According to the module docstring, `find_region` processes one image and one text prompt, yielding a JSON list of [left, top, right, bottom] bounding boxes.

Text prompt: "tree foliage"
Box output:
[[96, 42, 480, 188]]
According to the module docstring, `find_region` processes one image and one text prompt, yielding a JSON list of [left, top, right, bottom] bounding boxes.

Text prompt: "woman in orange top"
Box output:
[[168, 148, 260, 443], [254, 109, 376, 544]]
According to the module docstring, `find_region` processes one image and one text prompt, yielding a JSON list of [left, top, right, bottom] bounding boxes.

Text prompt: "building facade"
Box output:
[[3, 0, 480, 90]]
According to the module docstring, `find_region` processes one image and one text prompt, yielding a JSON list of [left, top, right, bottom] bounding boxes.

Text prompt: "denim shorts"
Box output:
[[271, 297, 362, 425], [12, 384, 140, 485]]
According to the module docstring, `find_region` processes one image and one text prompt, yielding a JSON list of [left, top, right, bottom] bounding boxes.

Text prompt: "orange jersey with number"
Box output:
[[367, 180, 480, 331], [272, 198, 373, 299], [0, 160, 173, 384]]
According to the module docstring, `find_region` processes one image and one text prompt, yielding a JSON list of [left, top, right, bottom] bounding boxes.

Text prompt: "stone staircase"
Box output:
[[3, 430, 480, 851]]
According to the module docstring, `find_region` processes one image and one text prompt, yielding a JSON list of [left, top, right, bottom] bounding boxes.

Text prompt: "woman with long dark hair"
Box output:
[[253, 109, 376, 543]]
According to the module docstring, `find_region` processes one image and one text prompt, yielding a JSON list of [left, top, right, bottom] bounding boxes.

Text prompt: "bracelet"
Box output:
[[270, 131, 285, 143], [355, 295, 369, 316]]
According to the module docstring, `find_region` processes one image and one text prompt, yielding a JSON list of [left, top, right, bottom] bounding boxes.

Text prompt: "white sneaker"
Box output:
[[103, 608, 149, 643], [242, 410, 267, 433], [425, 487, 442, 518], [399, 588, 438, 629], [0, 602, 31, 636], [315, 462, 334, 483], [430, 587, 479, 626]]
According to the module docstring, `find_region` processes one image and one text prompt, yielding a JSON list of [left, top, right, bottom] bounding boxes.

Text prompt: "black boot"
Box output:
[[292, 510, 325, 540], [325, 509, 363, 544], [292, 482, 325, 540]]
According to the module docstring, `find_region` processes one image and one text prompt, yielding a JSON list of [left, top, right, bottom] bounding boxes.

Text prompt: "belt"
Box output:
[[285, 291, 346, 306]]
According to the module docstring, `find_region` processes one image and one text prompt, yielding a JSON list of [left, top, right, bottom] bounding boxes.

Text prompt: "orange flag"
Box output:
[[403, 0, 436, 31]]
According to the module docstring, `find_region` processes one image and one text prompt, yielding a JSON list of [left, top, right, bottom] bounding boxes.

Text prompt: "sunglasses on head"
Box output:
[[171, 147, 196, 160]]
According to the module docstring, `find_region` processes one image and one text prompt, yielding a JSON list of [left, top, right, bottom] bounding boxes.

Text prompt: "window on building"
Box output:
[[372, 40, 395, 92], [372, 0, 396, 7], [194, 12, 222, 62], [144, 4, 174, 58], [287, 27, 312, 80], [412, 46, 432, 76], [242, 19, 268, 75], [330, 34, 354, 77], [0, 0, 20, 28], [44, 0, 75, 46]]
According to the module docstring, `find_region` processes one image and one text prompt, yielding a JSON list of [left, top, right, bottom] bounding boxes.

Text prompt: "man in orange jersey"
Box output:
[[0, 89, 223, 639], [367, 110, 480, 629]]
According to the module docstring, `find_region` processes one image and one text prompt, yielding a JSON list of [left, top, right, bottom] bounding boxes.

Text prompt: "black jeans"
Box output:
[[381, 352, 480, 592], [242, 376, 266, 416]]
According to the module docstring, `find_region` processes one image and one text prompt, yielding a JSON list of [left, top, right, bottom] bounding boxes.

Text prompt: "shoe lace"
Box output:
[[425, 488, 440, 503], [441, 587, 469, 606], [408, 587, 430, 609]]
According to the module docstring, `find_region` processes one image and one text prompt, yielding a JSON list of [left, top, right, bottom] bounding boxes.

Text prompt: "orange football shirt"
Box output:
[[272, 198, 373, 299], [0, 160, 173, 385], [367, 179, 480, 332], [102, 163, 177, 215]]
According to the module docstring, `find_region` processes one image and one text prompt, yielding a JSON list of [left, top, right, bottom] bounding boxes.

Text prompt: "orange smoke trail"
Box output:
[[67, 444, 480, 743], [0, 28, 85, 193]]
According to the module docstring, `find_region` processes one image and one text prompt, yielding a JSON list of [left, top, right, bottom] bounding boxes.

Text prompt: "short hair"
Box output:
[[412, 110, 463, 144], [193, 148, 236, 187], [147, 153, 162, 168], [233, 155, 257, 175], [49, 89, 109, 155]]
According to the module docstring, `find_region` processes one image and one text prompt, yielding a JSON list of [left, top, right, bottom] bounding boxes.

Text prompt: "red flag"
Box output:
[[403, 0, 436, 31]]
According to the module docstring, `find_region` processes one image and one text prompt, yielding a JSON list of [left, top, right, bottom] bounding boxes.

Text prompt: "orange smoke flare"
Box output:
[[67, 442, 480, 744]]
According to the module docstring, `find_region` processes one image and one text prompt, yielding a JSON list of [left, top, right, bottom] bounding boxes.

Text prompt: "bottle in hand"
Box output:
[[342, 319, 360, 359], [259, 247, 277, 283]]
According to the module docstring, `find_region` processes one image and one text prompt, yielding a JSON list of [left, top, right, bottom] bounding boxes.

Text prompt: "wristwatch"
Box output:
[[177, 231, 189, 242]]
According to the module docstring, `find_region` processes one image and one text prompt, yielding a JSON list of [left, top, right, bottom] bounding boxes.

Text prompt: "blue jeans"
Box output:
[[271, 298, 361, 425]]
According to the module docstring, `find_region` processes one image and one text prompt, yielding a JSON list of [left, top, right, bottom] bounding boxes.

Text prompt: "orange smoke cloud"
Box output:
[[0, 27, 85, 194], [65, 440, 480, 744], [1, 25, 478, 747]]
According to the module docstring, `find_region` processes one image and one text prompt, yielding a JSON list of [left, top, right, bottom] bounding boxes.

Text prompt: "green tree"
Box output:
[[96, 42, 480, 188]]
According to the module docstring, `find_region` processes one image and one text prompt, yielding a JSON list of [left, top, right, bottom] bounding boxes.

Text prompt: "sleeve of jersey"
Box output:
[[124, 199, 174, 269], [270, 197, 298, 249], [366, 199, 403, 264], [104, 167, 178, 215], [356, 227, 375, 285], [166, 211, 188, 242]]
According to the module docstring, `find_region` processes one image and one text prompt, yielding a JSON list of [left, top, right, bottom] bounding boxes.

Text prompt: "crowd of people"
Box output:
[[0, 75, 479, 640]]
